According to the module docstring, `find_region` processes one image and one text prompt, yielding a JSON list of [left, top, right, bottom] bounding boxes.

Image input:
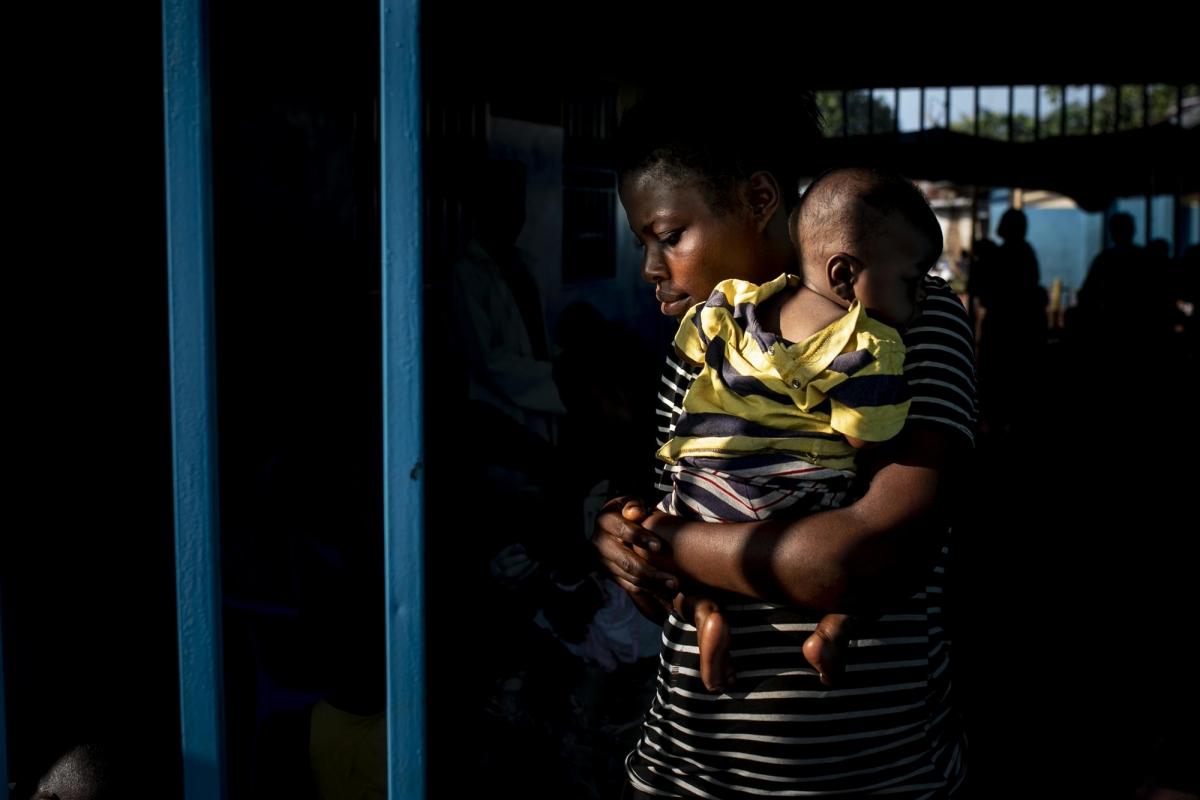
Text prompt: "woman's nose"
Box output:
[[642, 250, 668, 284]]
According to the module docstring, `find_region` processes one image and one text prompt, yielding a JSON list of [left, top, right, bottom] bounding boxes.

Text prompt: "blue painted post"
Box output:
[[162, 0, 226, 797], [380, 0, 424, 797], [1, 582, 8, 799]]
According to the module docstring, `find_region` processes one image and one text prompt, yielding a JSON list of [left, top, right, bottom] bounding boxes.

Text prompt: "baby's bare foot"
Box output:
[[696, 606, 736, 692], [803, 613, 853, 687]]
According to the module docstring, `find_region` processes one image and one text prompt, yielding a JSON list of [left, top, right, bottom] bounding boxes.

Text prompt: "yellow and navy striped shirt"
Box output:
[[658, 274, 910, 473]]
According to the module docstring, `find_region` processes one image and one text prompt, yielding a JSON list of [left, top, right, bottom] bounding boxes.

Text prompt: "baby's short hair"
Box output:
[[792, 166, 942, 269]]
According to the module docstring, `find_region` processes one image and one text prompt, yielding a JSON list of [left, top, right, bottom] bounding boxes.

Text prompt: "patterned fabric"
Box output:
[[658, 274, 907, 523], [656, 452, 853, 523], [660, 275, 910, 472]]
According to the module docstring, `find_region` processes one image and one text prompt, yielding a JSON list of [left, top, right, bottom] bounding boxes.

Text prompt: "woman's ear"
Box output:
[[828, 255, 857, 302], [746, 171, 782, 232]]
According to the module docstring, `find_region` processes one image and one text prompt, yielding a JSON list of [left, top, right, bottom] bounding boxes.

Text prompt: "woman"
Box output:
[[592, 89, 976, 799]]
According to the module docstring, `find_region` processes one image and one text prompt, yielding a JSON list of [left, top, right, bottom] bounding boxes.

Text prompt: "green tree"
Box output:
[[818, 90, 896, 137], [1042, 84, 1180, 134], [821, 85, 1191, 140], [949, 109, 1035, 140]]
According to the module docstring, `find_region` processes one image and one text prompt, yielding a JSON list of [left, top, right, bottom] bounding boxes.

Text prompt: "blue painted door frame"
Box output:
[[160, 0, 425, 797], [380, 0, 425, 797], [161, 0, 227, 797]]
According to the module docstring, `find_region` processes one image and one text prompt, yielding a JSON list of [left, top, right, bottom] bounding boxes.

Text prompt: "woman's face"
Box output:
[[619, 168, 780, 318]]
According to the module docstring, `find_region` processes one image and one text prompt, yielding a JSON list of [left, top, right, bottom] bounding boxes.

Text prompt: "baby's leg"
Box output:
[[802, 613, 855, 687], [673, 593, 736, 692]]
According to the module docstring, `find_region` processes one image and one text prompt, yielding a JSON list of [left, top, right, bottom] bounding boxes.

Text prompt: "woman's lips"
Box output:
[[656, 290, 691, 316]]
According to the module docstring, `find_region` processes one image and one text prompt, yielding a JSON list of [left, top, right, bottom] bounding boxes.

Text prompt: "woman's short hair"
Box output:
[[615, 85, 822, 215]]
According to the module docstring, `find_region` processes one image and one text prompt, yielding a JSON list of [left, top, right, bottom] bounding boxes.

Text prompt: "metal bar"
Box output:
[[919, 86, 925, 133], [1061, 85, 1067, 136], [970, 184, 980, 243], [867, 87, 874, 134], [1034, 84, 1040, 140], [1087, 83, 1094, 134], [973, 85, 979, 137], [1146, 192, 1154, 246], [1173, 188, 1184, 258], [161, 0, 226, 796], [1008, 84, 1014, 141], [380, 0, 425, 797], [893, 87, 899, 134], [1, 582, 7, 797]]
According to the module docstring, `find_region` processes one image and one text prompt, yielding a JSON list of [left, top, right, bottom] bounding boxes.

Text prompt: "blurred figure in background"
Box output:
[[971, 210, 1046, 436]]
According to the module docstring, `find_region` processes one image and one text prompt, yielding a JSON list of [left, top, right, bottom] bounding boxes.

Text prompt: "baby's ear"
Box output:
[[828, 255, 857, 301]]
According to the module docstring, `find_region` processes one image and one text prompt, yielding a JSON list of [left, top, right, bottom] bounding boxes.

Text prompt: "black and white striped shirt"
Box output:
[[628, 276, 976, 799]]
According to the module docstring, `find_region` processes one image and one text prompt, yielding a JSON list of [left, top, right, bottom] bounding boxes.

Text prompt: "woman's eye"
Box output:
[[659, 230, 682, 246]]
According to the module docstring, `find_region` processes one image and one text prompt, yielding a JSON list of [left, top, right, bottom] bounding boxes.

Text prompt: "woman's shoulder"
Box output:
[[906, 276, 978, 445], [913, 277, 973, 332], [910, 277, 974, 351]]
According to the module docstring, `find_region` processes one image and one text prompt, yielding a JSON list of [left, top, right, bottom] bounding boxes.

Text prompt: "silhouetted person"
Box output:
[[1176, 244, 1200, 357], [1148, 238, 1189, 354], [446, 157, 571, 560], [436, 162, 608, 800], [451, 159, 564, 446], [967, 238, 1000, 341], [973, 209, 1045, 435], [1078, 213, 1178, 357], [1078, 212, 1139, 326], [1147, 238, 1170, 262]]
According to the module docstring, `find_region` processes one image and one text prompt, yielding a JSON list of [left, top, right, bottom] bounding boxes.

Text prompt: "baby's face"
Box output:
[[852, 215, 936, 329]]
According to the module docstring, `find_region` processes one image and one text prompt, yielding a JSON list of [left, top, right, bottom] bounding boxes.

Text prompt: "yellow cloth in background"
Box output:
[[309, 699, 387, 800]]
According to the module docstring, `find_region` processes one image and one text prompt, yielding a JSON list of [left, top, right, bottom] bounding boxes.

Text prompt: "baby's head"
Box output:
[[791, 167, 942, 328]]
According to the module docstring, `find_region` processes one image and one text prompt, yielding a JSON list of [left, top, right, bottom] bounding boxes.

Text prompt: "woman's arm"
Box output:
[[597, 279, 977, 614], [622, 423, 964, 613]]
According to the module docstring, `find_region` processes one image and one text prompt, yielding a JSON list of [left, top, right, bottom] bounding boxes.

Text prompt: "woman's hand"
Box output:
[[591, 497, 679, 599]]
